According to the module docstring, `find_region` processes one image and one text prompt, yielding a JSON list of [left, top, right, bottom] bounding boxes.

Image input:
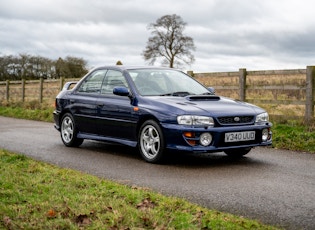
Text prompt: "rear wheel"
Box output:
[[60, 113, 83, 147], [224, 147, 251, 158], [138, 120, 165, 163]]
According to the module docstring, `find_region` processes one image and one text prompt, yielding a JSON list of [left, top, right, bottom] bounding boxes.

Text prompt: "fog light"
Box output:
[[200, 133, 212, 146], [262, 128, 269, 142]]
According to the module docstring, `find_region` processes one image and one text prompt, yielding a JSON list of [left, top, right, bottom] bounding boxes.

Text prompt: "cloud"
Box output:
[[1, 0, 315, 72]]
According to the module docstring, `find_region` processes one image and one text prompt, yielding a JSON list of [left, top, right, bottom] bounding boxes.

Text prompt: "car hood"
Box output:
[[143, 95, 265, 116]]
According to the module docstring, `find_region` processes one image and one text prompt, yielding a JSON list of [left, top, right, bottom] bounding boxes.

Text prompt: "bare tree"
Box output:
[[142, 14, 195, 68]]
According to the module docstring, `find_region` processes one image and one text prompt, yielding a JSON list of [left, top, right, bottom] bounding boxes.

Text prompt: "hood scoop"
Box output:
[[186, 95, 220, 101]]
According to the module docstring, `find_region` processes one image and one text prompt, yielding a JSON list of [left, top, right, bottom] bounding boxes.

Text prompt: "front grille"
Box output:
[[217, 116, 254, 125]]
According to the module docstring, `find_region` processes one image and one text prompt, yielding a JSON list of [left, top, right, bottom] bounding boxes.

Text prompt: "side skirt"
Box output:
[[77, 133, 137, 147]]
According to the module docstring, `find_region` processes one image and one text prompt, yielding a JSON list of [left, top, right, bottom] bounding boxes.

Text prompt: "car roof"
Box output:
[[94, 65, 175, 71]]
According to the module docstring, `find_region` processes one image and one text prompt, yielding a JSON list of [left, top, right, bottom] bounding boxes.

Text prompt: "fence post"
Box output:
[[305, 66, 315, 123], [187, 71, 194, 77], [22, 79, 25, 102], [6, 80, 10, 101], [60, 77, 64, 90], [239, 68, 247, 101], [39, 77, 44, 103]]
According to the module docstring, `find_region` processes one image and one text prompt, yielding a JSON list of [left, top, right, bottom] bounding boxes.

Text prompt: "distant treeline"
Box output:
[[0, 54, 89, 81]]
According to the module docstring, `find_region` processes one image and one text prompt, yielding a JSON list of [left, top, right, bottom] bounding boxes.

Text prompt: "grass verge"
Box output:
[[0, 100, 54, 122], [0, 149, 280, 229], [272, 120, 315, 152]]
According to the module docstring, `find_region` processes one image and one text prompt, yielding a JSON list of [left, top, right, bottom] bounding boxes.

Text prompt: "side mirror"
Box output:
[[207, 87, 215, 95], [113, 86, 130, 96]]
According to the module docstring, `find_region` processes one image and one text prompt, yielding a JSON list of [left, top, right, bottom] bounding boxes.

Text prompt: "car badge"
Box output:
[[234, 117, 240, 122]]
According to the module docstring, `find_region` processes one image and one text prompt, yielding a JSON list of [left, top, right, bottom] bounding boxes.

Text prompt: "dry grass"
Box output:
[[195, 72, 307, 120], [247, 74, 306, 86]]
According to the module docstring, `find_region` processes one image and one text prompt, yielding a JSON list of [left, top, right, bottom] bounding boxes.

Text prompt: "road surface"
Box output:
[[0, 116, 314, 229]]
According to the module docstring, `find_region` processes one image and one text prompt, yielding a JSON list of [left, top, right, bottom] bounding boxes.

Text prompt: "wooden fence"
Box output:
[[1, 66, 315, 123], [0, 78, 75, 104], [190, 66, 315, 123]]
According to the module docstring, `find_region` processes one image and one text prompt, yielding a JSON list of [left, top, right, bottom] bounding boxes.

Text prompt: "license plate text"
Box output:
[[225, 131, 255, 142]]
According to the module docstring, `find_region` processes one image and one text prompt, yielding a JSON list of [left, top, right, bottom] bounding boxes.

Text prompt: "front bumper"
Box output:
[[161, 122, 272, 153], [53, 110, 61, 131]]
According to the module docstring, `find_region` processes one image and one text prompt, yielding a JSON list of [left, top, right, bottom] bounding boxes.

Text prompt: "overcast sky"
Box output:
[[1, 0, 314, 72]]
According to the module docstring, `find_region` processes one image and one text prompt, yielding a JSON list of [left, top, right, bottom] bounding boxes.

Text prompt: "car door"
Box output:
[[97, 69, 138, 141], [70, 69, 107, 134]]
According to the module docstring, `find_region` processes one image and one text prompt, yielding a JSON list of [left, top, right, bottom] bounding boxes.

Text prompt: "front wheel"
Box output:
[[138, 120, 165, 163], [224, 147, 252, 158], [60, 113, 83, 147]]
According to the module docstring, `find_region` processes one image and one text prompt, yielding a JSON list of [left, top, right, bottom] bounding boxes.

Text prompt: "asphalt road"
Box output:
[[0, 116, 314, 229]]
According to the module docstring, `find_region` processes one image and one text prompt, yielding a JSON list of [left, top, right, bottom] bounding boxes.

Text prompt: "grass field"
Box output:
[[0, 149, 281, 229]]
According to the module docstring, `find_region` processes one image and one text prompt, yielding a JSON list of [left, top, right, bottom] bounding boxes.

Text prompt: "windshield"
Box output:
[[127, 69, 210, 96]]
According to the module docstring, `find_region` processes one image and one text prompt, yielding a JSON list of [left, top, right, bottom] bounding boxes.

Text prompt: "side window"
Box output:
[[77, 70, 107, 94], [101, 70, 128, 94]]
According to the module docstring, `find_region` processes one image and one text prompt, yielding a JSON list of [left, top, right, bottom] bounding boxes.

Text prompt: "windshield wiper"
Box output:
[[160, 91, 193, 97]]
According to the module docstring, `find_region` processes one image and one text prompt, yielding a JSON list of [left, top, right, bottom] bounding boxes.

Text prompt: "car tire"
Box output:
[[224, 147, 251, 158], [60, 113, 83, 147], [138, 120, 165, 163]]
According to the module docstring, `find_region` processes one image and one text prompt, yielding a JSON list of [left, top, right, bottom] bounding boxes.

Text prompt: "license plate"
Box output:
[[225, 131, 255, 142]]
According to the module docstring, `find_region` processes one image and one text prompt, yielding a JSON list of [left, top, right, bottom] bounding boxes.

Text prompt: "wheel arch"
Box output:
[[58, 108, 75, 129], [137, 116, 167, 163], [136, 115, 162, 140]]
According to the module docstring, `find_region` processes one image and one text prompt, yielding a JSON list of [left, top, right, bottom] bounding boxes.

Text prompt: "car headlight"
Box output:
[[177, 115, 214, 126], [255, 112, 269, 123]]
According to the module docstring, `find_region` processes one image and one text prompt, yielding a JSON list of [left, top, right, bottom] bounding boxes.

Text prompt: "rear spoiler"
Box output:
[[62, 81, 78, 90]]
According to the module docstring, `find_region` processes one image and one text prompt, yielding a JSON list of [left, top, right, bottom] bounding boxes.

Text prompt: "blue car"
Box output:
[[53, 66, 272, 163]]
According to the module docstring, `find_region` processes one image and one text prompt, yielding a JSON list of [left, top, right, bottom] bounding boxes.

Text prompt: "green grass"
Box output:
[[0, 149, 280, 229], [0, 100, 54, 122], [272, 121, 315, 152]]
